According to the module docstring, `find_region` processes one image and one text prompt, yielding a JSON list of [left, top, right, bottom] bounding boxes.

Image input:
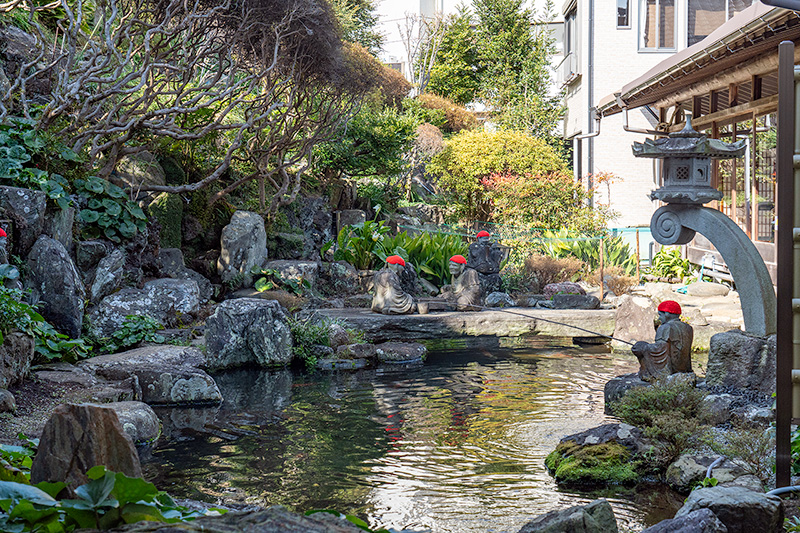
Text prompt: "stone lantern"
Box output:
[[630, 115, 775, 337], [632, 116, 746, 205]]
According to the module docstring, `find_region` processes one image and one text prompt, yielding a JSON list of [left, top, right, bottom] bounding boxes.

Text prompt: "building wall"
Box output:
[[564, 0, 691, 228]]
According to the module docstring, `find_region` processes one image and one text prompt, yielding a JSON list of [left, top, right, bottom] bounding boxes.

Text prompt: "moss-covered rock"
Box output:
[[158, 156, 186, 186], [148, 192, 183, 249], [266, 231, 305, 260], [545, 440, 640, 487]]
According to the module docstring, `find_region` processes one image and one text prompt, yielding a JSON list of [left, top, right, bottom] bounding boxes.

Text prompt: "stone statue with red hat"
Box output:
[[467, 230, 504, 294], [439, 254, 483, 311], [371, 255, 416, 315], [0, 226, 7, 265], [631, 300, 694, 381]]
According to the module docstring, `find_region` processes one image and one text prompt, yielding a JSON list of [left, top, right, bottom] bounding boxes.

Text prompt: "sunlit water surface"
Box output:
[[144, 337, 685, 532]]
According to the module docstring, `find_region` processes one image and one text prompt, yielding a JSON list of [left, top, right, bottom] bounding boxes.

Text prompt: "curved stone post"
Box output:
[[650, 204, 776, 336]]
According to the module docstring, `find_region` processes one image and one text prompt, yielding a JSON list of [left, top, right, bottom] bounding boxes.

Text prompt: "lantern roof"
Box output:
[[632, 116, 746, 159]]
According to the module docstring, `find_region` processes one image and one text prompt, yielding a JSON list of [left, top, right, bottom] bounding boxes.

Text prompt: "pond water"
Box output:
[[144, 337, 685, 533]]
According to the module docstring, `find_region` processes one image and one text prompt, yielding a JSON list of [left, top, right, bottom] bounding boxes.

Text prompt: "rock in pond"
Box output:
[[543, 282, 586, 298], [30, 403, 142, 490], [604, 373, 649, 415], [665, 455, 758, 494], [641, 508, 728, 533], [0, 331, 34, 389], [706, 330, 775, 396], [27, 235, 86, 338], [517, 498, 618, 533], [375, 341, 427, 363], [545, 424, 648, 486], [205, 298, 292, 370], [104, 401, 161, 447], [78, 346, 221, 405], [674, 486, 782, 533], [335, 343, 376, 360], [114, 505, 370, 532]]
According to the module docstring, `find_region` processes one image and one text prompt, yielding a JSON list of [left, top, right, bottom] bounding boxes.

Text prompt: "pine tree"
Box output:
[[426, 7, 482, 106]]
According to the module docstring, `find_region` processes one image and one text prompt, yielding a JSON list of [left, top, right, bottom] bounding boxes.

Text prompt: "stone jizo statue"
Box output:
[[371, 255, 416, 315], [439, 254, 483, 311], [467, 230, 503, 275], [631, 300, 693, 381]]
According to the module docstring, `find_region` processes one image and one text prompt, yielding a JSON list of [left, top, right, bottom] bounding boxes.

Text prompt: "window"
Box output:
[[688, 0, 753, 46], [641, 0, 675, 49], [618, 0, 629, 27], [565, 9, 576, 56]]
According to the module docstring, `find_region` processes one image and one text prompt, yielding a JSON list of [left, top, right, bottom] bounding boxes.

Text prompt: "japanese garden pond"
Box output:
[[143, 337, 689, 533]]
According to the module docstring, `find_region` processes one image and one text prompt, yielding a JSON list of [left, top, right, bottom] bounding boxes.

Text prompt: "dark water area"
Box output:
[[144, 337, 684, 533]]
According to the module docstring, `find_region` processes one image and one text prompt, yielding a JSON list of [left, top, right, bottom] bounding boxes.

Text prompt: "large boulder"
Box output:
[[204, 298, 292, 370], [43, 206, 75, 253], [375, 341, 426, 363], [705, 330, 775, 395], [89, 279, 200, 338], [27, 236, 85, 338], [674, 486, 782, 533], [0, 389, 14, 413], [641, 508, 728, 533], [517, 499, 618, 533], [687, 281, 730, 297], [30, 403, 142, 490], [664, 455, 757, 494], [158, 248, 213, 303], [78, 346, 222, 405], [262, 260, 320, 291], [612, 295, 656, 351], [147, 192, 183, 248], [319, 261, 362, 297], [0, 332, 34, 389], [543, 282, 586, 299], [217, 210, 267, 285], [76, 240, 112, 273], [0, 185, 46, 256], [545, 424, 648, 486], [104, 401, 161, 446], [89, 248, 126, 303]]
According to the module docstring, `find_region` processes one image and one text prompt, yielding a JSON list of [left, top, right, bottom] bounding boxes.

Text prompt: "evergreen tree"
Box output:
[[426, 7, 482, 106], [330, 0, 383, 55]]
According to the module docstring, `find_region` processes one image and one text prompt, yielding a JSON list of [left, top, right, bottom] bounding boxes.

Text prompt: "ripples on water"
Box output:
[[145, 337, 684, 532]]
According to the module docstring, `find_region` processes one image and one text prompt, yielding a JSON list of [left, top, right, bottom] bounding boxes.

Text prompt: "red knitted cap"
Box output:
[[658, 300, 681, 315], [450, 255, 467, 264], [476, 230, 490, 238], [0, 228, 6, 238], [386, 255, 406, 266]]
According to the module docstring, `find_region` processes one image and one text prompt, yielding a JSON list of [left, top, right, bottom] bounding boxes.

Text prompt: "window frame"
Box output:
[[639, 0, 677, 52], [686, 0, 753, 47], [617, 0, 630, 28]]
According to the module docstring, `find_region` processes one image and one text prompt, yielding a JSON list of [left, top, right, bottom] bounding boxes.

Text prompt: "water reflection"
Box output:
[[145, 337, 682, 532]]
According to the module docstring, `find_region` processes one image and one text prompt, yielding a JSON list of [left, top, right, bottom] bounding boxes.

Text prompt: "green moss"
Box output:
[[159, 156, 186, 185], [148, 192, 184, 248], [545, 441, 640, 487], [266, 232, 305, 260]]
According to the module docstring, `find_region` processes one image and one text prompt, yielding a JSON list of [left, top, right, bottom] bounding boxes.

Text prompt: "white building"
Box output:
[[561, 0, 754, 228]]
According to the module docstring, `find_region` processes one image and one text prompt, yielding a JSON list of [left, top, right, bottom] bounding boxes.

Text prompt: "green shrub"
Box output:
[[378, 231, 468, 286], [417, 93, 477, 133], [0, 437, 37, 484], [0, 466, 219, 532], [427, 129, 571, 221], [289, 317, 330, 371], [332, 219, 392, 270], [101, 315, 165, 354], [703, 426, 775, 488], [75, 176, 147, 243], [612, 378, 708, 464], [648, 247, 693, 280]]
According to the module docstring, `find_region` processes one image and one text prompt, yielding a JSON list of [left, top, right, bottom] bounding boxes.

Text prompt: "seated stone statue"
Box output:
[[0, 227, 7, 265], [371, 255, 415, 315], [439, 254, 483, 311], [631, 300, 693, 381], [467, 230, 504, 294]]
